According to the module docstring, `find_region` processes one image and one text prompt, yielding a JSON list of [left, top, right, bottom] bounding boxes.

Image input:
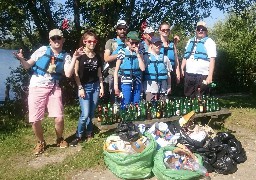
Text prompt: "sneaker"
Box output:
[[33, 141, 46, 155], [56, 137, 68, 148], [70, 138, 81, 147]]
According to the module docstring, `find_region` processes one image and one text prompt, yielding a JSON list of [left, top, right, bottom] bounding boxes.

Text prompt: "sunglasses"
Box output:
[[161, 29, 170, 32], [85, 40, 97, 44], [50, 35, 62, 41], [129, 41, 139, 45], [117, 27, 127, 31], [196, 27, 207, 32]]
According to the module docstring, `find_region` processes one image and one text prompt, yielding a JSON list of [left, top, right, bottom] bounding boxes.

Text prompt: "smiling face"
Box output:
[[83, 35, 97, 51], [196, 25, 208, 39], [151, 41, 162, 54], [116, 25, 127, 39], [159, 24, 171, 38], [49, 35, 65, 50]]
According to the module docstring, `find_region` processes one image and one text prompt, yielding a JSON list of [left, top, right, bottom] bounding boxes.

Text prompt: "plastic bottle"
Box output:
[[191, 161, 209, 177]]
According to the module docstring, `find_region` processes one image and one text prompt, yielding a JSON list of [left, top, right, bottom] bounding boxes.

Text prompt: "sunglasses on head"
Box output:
[[85, 40, 97, 44], [129, 41, 139, 45], [50, 35, 62, 41], [161, 29, 170, 32]]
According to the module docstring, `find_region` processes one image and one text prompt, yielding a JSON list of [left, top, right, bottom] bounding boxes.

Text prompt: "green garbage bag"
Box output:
[[152, 146, 204, 180], [103, 132, 157, 179]]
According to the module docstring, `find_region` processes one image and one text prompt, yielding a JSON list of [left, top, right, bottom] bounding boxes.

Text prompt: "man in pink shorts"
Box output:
[[14, 29, 85, 155]]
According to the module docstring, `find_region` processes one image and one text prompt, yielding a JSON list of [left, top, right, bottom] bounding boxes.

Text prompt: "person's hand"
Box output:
[[13, 49, 24, 61], [99, 88, 104, 98], [167, 87, 172, 95], [181, 69, 185, 78], [205, 76, 212, 85], [134, 46, 139, 54], [176, 75, 180, 84], [79, 89, 86, 99], [173, 35, 180, 45], [73, 47, 85, 58], [114, 85, 120, 96]]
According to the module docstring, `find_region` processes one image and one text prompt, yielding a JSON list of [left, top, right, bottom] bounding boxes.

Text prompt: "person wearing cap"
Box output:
[[13, 29, 85, 155], [159, 22, 180, 85], [114, 31, 145, 108], [143, 36, 172, 101], [139, 26, 155, 54], [181, 21, 217, 98], [104, 20, 128, 102]]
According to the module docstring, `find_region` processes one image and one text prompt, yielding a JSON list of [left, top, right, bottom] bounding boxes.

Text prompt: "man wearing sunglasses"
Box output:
[[181, 21, 217, 98], [13, 29, 84, 155], [104, 20, 128, 102]]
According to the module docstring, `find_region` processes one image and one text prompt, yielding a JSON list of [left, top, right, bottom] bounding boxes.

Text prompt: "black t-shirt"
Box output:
[[78, 54, 102, 84]]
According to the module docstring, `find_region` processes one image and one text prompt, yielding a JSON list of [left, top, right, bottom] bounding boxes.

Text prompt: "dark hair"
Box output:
[[79, 29, 98, 47], [159, 22, 170, 30]]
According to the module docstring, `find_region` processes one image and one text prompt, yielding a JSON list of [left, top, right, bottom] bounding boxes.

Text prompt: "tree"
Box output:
[[211, 3, 256, 93]]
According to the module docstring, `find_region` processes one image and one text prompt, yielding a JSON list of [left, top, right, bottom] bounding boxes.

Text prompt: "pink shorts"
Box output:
[[28, 86, 63, 123]]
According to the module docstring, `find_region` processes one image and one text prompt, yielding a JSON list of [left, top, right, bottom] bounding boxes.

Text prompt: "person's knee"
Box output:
[[55, 117, 64, 124]]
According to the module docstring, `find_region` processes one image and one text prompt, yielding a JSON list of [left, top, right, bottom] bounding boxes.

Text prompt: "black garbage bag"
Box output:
[[227, 137, 247, 163], [212, 146, 238, 175], [115, 121, 141, 142]]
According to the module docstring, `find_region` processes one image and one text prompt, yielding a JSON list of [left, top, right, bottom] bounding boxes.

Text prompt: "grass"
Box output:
[[0, 94, 256, 179]]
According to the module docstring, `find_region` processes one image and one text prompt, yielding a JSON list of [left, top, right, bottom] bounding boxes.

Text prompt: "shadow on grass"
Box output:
[[219, 94, 256, 109]]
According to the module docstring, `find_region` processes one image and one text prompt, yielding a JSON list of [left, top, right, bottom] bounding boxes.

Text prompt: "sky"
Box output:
[[204, 8, 227, 28]]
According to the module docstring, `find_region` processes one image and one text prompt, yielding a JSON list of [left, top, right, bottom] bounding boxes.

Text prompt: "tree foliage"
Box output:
[[211, 4, 256, 93]]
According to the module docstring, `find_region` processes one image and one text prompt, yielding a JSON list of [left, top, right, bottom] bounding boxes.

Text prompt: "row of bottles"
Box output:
[[97, 94, 221, 125]]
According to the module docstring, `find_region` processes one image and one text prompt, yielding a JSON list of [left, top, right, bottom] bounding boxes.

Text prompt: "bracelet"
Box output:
[[114, 83, 118, 86]]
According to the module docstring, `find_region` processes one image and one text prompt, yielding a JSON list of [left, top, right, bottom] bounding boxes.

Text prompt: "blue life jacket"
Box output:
[[31, 46, 65, 80], [111, 38, 126, 55], [160, 42, 175, 66], [184, 37, 209, 61], [144, 53, 168, 81], [119, 48, 141, 77]]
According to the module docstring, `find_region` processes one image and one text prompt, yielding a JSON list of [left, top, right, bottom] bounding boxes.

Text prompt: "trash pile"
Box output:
[[103, 111, 247, 179]]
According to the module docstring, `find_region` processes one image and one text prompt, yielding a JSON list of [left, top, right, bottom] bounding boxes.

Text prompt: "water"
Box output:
[[0, 49, 20, 102]]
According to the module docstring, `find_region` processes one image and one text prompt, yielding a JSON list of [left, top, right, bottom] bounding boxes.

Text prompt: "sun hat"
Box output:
[[114, 20, 128, 29], [127, 31, 140, 41], [143, 26, 155, 34], [49, 29, 63, 38]]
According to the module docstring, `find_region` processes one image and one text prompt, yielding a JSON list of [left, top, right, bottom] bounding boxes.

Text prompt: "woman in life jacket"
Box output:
[[114, 31, 145, 109], [159, 22, 180, 85], [71, 30, 104, 146]]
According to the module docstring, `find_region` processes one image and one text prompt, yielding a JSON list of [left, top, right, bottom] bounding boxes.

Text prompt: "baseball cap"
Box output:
[[143, 26, 155, 34], [49, 29, 63, 38], [196, 21, 207, 29], [127, 31, 140, 41], [151, 36, 162, 44], [114, 20, 128, 29]]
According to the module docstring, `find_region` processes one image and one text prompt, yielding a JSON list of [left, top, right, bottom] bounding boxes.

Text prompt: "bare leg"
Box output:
[[32, 121, 44, 142], [55, 117, 64, 139]]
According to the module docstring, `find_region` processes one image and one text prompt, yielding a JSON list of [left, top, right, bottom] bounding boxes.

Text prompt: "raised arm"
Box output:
[[13, 49, 35, 69]]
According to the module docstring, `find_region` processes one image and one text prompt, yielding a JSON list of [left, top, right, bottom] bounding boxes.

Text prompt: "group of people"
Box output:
[[13, 19, 216, 155]]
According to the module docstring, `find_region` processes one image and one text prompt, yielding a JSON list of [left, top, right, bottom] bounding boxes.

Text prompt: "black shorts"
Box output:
[[184, 73, 208, 98]]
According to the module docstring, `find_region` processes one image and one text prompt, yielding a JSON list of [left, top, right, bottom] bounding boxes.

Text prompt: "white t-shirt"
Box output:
[[185, 37, 216, 75], [29, 46, 72, 87], [143, 53, 172, 93]]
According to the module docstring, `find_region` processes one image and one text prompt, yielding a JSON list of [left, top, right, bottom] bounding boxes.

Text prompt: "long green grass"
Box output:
[[0, 94, 255, 179]]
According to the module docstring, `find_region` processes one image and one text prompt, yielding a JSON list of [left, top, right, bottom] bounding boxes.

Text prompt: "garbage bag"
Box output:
[[103, 132, 157, 179], [152, 146, 205, 180], [116, 121, 141, 142]]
